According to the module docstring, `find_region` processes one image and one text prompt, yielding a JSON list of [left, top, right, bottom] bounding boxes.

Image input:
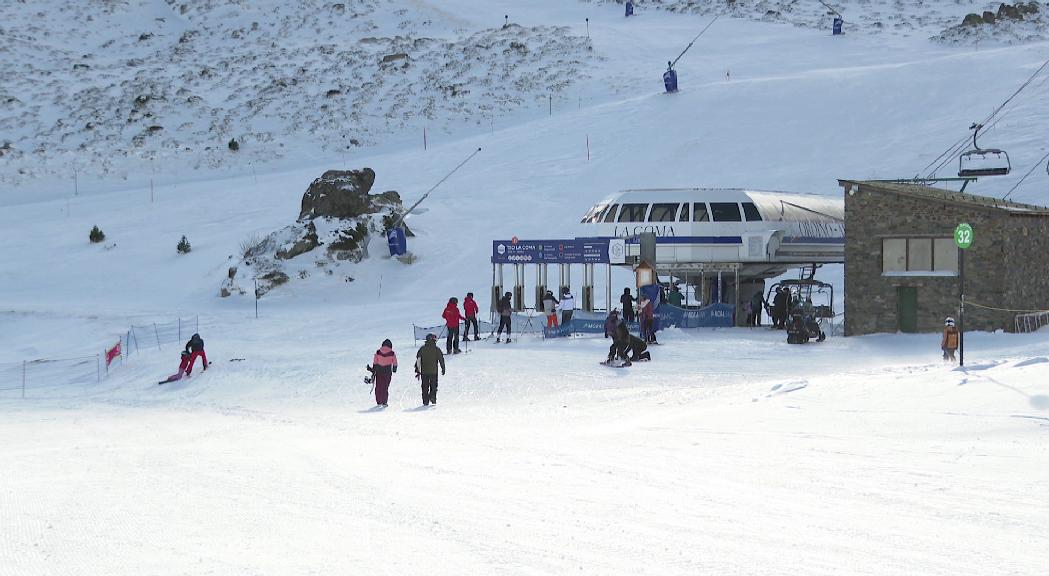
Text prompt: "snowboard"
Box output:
[[600, 360, 631, 368]]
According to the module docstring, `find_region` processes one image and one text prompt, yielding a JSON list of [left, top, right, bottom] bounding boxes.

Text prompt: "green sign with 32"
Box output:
[[954, 223, 973, 249]]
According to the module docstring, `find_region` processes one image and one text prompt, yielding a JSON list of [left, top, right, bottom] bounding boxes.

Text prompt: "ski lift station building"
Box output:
[[840, 180, 1049, 336]]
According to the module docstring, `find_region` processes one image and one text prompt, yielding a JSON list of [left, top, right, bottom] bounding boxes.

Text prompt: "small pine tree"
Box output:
[[228, 138, 239, 151], [89, 225, 105, 243], [177, 235, 192, 254]]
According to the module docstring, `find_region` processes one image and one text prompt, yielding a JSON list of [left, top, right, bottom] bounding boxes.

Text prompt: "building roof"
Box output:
[[838, 179, 1049, 216]]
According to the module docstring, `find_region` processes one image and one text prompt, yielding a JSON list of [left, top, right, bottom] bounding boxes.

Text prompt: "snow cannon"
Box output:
[[386, 227, 407, 257], [832, 17, 843, 35], [625, 1, 634, 17], [663, 64, 678, 93]]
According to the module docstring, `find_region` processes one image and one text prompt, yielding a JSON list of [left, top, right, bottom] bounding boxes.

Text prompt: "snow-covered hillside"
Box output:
[[2, 1, 1049, 574], [0, 0, 596, 188]]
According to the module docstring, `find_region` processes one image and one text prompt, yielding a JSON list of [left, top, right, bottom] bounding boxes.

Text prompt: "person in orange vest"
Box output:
[[941, 317, 959, 362]]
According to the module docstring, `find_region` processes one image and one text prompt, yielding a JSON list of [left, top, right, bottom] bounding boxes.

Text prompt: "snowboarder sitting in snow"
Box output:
[[415, 333, 445, 406], [366, 339, 397, 407], [462, 292, 481, 342], [941, 317, 959, 361], [184, 333, 208, 375], [160, 351, 192, 384], [496, 291, 513, 343]]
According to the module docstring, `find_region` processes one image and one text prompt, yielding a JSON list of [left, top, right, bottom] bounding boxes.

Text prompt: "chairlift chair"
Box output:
[[958, 123, 1011, 177]]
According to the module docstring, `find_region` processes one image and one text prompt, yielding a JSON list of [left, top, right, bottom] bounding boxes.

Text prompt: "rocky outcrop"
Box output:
[[299, 168, 403, 221]]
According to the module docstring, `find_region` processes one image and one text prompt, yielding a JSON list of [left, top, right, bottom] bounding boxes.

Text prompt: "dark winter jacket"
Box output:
[[604, 312, 620, 338], [667, 289, 683, 307], [463, 296, 479, 318], [620, 292, 635, 314], [613, 322, 629, 347], [627, 334, 647, 355], [416, 341, 445, 376], [751, 291, 764, 313], [185, 334, 204, 353], [498, 295, 513, 317], [773, 290, 788, 314]]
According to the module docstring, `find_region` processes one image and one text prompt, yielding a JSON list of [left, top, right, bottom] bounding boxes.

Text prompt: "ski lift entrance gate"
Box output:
[[490, 237, 627, 314]]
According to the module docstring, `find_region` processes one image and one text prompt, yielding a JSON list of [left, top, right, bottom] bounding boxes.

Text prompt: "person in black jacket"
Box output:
[[607, 321, 628, 363], [620, 288, 636, 323], [772, 287, 788, 329], [184, 333, 208, 375], [622, 334, 651, 365], [496, 291, 513, 343]]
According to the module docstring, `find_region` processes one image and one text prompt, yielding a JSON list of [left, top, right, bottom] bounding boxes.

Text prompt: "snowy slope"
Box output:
[[1, 1, 1048, 574]]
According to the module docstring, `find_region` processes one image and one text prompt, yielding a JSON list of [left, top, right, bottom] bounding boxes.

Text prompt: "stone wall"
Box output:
[[843, 182, 1018, 336], [1003, 215, 1049, 323]]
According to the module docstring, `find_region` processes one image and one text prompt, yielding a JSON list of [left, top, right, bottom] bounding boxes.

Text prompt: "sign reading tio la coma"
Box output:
[[491, 238, 627, 264]]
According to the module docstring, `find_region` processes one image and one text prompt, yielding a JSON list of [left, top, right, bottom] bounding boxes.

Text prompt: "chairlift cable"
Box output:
[[1002, 148, 1049, 200], [921, 56, 1049, 178]]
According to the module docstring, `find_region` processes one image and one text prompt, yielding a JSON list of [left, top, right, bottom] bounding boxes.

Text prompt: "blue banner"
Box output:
[[657, 303, 735, 328]]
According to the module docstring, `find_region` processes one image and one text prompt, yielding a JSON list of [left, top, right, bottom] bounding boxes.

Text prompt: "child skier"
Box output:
[[543, 290, 559, 328], [941, 317, 959, 362], [159, 351, 192, 384], [366, 339, 398, 407]]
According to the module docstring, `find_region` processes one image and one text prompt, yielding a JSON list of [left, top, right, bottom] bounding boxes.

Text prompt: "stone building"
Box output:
[[839, 179, 1049, 336]]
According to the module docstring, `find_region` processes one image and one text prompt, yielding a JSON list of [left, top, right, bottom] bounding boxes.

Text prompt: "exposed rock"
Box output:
[[983, 11, 997, 23], [256, 270, 289, 297], [299, 168, 403, 220], [962, 13, 984, 26], [276, 221, 320, 259]]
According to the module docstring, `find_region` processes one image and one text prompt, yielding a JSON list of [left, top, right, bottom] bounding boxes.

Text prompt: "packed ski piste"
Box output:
[[1, 0, 1048, 574]]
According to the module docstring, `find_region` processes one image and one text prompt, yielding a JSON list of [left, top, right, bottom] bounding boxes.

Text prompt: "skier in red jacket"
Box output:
[[442, 297, 465, 354], [462, 292, 480, 341]]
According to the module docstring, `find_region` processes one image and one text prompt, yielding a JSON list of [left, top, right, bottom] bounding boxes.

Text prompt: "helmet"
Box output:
[[504, 291, 511, 297], [426, 333, 437, 342], [945, 317, 955, 326]]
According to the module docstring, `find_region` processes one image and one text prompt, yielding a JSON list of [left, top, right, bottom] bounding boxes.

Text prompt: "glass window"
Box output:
[[678, 203, 690, 222], [933, 238, 958, 272], [692, 203, 710, 222], [602, 204, 620, 223], [580, 204, 605, 223], [742, 202, 762, 221], [710, 202, 742, 222], [883, 239, 906, 272], [648, 203, 679, 222], [618, 203, 649, 222], [908, 238, 932, 271]]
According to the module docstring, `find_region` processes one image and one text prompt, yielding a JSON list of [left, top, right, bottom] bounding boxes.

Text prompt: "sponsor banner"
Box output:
[[492, 238, 619, 264]]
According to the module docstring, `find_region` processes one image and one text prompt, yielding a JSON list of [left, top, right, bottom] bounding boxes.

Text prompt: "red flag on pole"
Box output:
[[105, 341, 121, 367]]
